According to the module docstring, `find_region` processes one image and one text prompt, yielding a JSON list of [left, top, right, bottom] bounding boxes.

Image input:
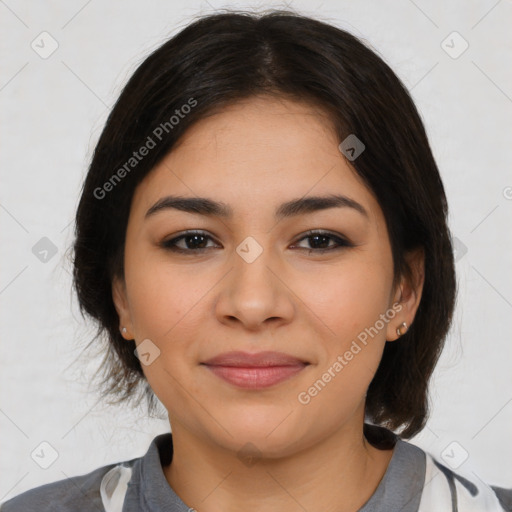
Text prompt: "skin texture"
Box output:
[[113, 95, 424, 512]]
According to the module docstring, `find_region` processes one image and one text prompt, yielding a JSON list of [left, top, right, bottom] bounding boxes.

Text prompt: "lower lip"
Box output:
[[203, 364, 307, 389]]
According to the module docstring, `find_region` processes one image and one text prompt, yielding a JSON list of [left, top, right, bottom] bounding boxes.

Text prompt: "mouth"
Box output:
[[201, 351, 310, 389]]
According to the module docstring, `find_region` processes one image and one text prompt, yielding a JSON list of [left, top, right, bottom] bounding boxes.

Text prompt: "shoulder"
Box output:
[[418, 451, 510, 511], [0, 461, 130, 512], [0, 432, 172, 512]]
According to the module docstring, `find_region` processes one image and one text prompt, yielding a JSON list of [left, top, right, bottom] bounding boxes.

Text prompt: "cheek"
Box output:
[[125, 248, 210, 339], [294, 274, 391, 427], [293, 252, 394, 408], [301, 258, 393, 342], [123, 255, 206, 410]]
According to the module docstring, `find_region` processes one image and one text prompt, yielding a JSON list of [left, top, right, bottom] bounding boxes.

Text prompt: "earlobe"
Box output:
[[386, 248, 425, 342], [112, 276, 133, 339]]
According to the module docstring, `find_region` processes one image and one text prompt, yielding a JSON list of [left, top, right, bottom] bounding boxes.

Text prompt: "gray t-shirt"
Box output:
[[1, 427, 509, 511]]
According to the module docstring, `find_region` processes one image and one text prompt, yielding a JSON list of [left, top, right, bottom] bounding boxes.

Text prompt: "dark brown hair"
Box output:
[[72, 9, 456, 438]]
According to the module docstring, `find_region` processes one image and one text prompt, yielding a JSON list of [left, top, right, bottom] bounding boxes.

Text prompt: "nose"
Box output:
[[214, 239, 295, 332]]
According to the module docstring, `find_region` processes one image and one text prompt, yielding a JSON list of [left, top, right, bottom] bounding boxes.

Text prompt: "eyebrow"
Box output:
[[145, 194, 368, 220]]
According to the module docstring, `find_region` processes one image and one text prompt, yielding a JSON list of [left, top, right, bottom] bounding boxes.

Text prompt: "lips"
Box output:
[[202, 351, 308, 367], [201, 351, 309, 389]]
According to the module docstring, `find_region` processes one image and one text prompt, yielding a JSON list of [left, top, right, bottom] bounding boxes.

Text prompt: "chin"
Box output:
[[209, 405, 311, 458]]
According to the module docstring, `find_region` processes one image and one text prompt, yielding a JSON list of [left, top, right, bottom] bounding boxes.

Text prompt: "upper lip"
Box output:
[[202, 351, 308, 367]]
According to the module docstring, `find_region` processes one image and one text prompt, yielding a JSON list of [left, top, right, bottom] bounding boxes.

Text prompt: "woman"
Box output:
[[1, 9, 508, 512]]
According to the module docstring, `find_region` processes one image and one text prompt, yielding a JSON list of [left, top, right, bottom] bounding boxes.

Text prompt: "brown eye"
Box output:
[[291, 230, 353, 253], [161, 231, 220, 253], [160, 229, 353, 255]]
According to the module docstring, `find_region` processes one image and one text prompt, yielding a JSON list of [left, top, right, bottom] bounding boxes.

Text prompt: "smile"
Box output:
[[201, 351, 309, 389], [204, 364, 307, 389]]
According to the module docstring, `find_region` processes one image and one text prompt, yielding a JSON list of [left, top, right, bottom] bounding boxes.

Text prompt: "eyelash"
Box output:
[[160, 229, 353, 255]]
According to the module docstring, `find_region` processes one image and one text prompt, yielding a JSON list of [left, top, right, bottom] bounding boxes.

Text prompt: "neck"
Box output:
[[163, 415, 395, 512]]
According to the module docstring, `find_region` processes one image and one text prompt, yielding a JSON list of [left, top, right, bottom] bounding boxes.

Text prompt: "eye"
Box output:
[[161, 231, 220, 253], [160, 229, 353, 255], [291, 230, 353, 254]]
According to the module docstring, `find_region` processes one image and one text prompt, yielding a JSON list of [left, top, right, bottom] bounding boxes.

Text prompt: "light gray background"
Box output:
[[1, 0, 511, 502]]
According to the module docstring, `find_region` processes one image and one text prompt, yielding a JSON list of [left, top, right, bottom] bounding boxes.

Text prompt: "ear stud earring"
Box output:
[[396, 322, 408, 337]]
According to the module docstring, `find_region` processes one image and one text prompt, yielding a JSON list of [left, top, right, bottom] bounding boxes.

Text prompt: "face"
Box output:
[[113, 95, 423, 458]]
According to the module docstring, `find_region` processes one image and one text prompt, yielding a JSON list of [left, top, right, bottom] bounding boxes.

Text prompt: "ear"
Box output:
[[386, 247, 425, 342], [112, 275, 134, 340]]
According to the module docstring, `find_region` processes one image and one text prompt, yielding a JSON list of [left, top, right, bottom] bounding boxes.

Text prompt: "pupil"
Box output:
[[183, 234, 332, 250], [311, 235, 329, 249], [187, 234, 206, 249]]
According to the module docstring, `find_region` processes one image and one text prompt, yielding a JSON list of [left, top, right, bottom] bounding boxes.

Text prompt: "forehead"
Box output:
[[130, 96, 381, 225], [169, 95, 340, 170]]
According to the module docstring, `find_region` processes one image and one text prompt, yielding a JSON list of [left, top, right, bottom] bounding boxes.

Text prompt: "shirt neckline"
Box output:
[[127, 428, 425, 512]]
